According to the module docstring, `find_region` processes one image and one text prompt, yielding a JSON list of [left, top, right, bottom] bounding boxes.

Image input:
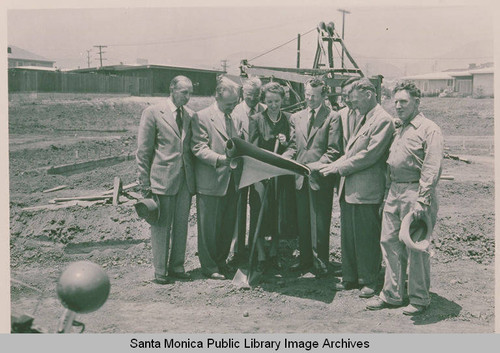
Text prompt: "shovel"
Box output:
[[232, 139, 280, 289]]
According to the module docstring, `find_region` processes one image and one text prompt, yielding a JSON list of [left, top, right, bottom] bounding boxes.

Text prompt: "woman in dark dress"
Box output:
[[248, 82, 298, 272]]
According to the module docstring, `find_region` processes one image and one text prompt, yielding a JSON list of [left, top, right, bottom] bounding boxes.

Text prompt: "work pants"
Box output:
[[196, 176, 239, 276], [379, 182, 438, 307], [295, 181, 333, 270], [340, 196, 382, 285], [151, 179, 191, 278]]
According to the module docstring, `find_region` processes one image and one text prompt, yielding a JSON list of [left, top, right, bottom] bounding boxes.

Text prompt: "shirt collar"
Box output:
[[166, 97, 180, 114], [213, 102, 227, 121], [365, 103, 381, 121], [407, 112, 424, 129], [308, 105, 321, 116]]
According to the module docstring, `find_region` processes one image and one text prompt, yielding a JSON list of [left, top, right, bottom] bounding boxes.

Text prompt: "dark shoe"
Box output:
[[366, 296, 400, 310], [256, 261, 266, 273], [334, 281, 358, 291], [359, 283, 377, 298], [403, 304, 428, 316], [290, 262, 311, 272], [207, 272, 225, 280], [332, 269, 343, 277], [169, 271, 191, 280], [269, 256, 282, 270], [227, 254, 243, 267], [153, 276, 173, 285], [314, 267, 328, 278]]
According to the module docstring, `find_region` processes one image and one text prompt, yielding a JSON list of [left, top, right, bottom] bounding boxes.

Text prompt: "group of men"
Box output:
[[136, 73, 443, 316]]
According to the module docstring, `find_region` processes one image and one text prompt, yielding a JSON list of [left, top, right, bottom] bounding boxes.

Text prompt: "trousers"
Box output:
[[151, 179, 191, 277], [379, 182, 438, 306], [196, 176, 239, 276], [339, 196, 382, 285]]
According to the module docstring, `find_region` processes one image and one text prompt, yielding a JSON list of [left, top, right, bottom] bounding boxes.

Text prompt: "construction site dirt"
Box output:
[[8, 94, 494, 333]]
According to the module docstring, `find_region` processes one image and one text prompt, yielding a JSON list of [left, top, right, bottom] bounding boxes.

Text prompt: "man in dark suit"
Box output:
[[136, 76, 196, 284], [283, 78, 343, 276], [320, 78, 395, 298], [191, 76, 241, 279], [229, 77, 266, 266]]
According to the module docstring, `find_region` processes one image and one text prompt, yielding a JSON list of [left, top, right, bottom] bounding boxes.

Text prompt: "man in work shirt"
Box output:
[[136, 76, 195, 284], [366, 81, 443, 315]]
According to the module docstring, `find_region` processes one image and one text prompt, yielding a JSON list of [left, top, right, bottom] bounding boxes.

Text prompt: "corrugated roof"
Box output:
[[8, 45, 54, 63]]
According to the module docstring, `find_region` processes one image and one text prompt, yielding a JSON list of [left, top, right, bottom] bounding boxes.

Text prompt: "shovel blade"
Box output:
[[232, 268, 250, 289]]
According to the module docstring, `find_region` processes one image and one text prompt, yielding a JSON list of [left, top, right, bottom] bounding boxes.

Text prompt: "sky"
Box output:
[[5, 1, 495, 76]]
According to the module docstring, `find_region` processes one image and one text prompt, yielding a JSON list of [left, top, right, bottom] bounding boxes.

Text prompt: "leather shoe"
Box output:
[[169, 271, 191, 280], [152, 276, 173, 285], [403, 304, 428, 316], [290, 262, 311, 272], [334, 281, 358, 291], [208, 272, 225, 280], [366, 296, 400, 310], [359, 284, 377, 298]]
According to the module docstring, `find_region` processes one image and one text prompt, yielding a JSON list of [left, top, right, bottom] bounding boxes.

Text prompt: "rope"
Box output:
[[248, 27, 316, 62]]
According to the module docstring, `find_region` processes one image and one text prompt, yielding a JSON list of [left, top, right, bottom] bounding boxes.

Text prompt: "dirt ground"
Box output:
[[8, 94, 495, 333]]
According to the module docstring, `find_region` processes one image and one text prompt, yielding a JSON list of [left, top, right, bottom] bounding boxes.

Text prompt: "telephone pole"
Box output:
[[337, 8, 351, 68], [86, 49, 92, 68], [93, 45, 107, 68], [221, 59, 228, 72]]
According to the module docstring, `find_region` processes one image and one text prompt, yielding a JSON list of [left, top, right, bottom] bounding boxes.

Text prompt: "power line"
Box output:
[[248, 27, 316, 62]]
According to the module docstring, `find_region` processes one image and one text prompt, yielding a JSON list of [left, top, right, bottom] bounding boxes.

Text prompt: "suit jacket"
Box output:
[[336, 104, 395, 204], [232, 101, 266, 141], [282, 103, 343, 191], [191, 102, 235, 196], [136, 101, 196, 196]]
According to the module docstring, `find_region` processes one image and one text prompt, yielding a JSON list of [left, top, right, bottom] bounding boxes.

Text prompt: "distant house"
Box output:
[[402, 64, 493, 97], [8, 45, 55, 68], [68, 64, 225, 96], [402, 72, 454, 96], [469, 67, 494, 97]]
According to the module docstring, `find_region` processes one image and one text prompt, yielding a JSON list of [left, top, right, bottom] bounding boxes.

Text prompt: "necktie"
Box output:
[[354, 114, 366, 136], [176, 108, 183, 134], [225, 113, 235, 138], [307, 109, 315, 137], [249, 107, 255, 117]]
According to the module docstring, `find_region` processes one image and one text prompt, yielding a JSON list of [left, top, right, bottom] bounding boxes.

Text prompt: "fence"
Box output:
[[8, 69, 152, 95]]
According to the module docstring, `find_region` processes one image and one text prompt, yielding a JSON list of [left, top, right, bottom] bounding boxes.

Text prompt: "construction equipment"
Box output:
[[240, 20, 383, 113]]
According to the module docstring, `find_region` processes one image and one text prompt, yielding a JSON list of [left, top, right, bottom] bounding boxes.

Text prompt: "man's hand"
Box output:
[[412, 202, 428, 221], [306, 161, 323, 173], [319, 162, 339, 176], [216, 155, 231, 167]]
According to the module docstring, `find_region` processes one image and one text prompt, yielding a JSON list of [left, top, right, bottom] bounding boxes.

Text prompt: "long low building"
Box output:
[[402, 65, 494, 97], [69, 64, 226, 96]]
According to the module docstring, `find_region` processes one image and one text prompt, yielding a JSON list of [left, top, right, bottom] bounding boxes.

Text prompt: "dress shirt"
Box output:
[[386, 112, 443, 205]]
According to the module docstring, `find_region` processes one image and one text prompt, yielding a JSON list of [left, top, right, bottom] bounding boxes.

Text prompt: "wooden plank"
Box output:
[[52, 195, 112, 203], [42, 185, 68, 193], [47, 153, 134, 175], [101, 181, 140, 196], [112, 177, 123, 206]]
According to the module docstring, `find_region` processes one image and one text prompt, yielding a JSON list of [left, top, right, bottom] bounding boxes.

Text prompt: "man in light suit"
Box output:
[[320, 78, 395, 298], [229, 77, 266, 266], [283, 78, 342, 277], [191, 76, 241, 279], [136, 76, 196, 284]]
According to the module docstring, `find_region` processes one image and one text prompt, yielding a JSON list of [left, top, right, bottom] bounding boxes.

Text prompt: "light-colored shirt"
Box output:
[[166, 97, 178, 114], [386, 112, 443, 205]]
